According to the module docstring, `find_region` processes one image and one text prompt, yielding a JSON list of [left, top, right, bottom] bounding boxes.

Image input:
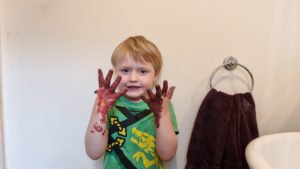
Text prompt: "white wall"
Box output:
[[1, 0, 300, 169]]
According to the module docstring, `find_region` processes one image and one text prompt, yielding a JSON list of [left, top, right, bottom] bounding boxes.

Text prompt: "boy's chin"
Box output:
[[124, 94, 143, 102]]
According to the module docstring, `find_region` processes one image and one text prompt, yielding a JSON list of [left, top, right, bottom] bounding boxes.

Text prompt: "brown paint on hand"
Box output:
[[95, 69, 127, 119], [142, 80, 176, 128]]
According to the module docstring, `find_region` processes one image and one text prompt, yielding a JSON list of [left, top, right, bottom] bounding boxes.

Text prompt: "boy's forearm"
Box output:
[[155, 111, 178, 161], [85, 99, 109, 160]]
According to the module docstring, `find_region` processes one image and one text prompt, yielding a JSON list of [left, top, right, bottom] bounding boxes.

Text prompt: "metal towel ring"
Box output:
[[209, 56, 254, 92]]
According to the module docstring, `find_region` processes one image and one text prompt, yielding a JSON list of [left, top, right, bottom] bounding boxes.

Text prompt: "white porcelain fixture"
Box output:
[[245, 132, 300, 169]]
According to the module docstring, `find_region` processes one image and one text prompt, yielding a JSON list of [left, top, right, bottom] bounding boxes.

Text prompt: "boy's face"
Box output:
[[115, 55, 158, 102]]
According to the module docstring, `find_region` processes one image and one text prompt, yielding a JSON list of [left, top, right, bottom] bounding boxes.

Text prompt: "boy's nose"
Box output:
[[129, 72, 138, 82]]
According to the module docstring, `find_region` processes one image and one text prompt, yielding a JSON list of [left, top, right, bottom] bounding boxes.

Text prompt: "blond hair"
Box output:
[[111, 36, 163, 76]]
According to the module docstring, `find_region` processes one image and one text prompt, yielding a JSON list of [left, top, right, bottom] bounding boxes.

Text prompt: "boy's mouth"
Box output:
[[127, 86, 140, 89]]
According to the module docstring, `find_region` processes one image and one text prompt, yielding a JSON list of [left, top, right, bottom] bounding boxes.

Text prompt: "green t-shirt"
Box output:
[[103, 96, 179, 169]]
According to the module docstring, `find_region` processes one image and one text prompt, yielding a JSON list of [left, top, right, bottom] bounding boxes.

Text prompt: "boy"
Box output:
[[85, 36, 179, 169]]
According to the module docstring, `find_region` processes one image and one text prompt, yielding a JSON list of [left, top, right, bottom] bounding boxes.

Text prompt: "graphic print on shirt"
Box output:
[[107, 116, 126, 152], [131, 127, 162, 169], [106, 104, 164, 169]]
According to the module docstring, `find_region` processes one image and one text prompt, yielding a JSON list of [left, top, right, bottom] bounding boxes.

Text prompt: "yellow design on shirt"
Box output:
[[107, 116, 126, 152], [131, 127, 162, 169]]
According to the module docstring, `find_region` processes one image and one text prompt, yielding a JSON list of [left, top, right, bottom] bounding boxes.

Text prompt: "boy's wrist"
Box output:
[[95, 104, 110, 123], [98, 105, 111, 114]]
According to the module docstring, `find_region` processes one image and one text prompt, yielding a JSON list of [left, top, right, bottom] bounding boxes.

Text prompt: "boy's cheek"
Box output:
[[117, 81, 128, 90], [115, 70, 124, 77], [119, 78, 127, 85]]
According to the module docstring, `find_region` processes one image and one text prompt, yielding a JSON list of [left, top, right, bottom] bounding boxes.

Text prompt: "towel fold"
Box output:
[[185, 89, 259, 169]]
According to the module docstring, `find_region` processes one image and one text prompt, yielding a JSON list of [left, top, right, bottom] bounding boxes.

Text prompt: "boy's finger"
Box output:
[[147, 89, 156, 100], [166, 86, 175, 99], [155, 85, 162, 98], [104, 69, 113, 88], [116, 88, 128, 98], [98, 69, 105, 88], [141, 95, 150, 103], [162, 80, 168, 96], [110, 76, 121, 92]]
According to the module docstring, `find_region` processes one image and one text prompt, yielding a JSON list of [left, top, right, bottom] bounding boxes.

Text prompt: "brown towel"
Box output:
[[185, 89, 259, 169]]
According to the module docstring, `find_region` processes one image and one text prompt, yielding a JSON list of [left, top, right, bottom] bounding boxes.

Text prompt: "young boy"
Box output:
[[85, 36, 179, 169]]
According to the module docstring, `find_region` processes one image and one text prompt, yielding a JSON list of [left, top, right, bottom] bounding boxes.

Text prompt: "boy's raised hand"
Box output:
[[96, 69, 127, 121], [142, 80, 175, 128]]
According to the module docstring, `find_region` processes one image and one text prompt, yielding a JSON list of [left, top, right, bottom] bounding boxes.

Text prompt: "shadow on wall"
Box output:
[[178, 77, 209, 167], [1, 29, 5, 169], [0, 107, 4, 169], [282, 102, 300, 132]]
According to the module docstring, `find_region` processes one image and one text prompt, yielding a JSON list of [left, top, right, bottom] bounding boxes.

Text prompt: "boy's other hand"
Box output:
[[142, 80, 175, 128]]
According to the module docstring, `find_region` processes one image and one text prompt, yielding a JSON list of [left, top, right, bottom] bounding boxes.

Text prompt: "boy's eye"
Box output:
[[121, 69, 130, 73], [140, 70, 148, 74]]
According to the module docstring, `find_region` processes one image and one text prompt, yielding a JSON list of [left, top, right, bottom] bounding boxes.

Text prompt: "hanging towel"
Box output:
[[185, 89, 259, 169]]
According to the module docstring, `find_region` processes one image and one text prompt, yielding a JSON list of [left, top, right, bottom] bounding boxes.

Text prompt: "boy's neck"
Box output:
[[123, 96, 143, 103]]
